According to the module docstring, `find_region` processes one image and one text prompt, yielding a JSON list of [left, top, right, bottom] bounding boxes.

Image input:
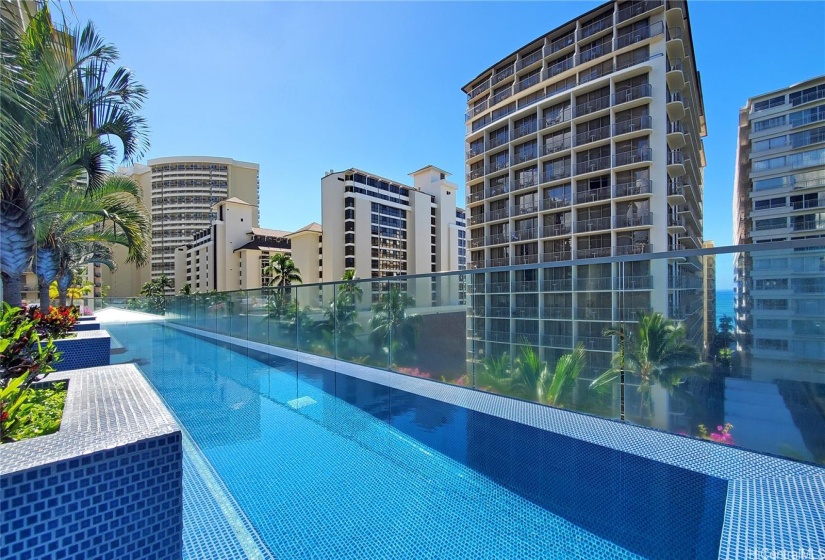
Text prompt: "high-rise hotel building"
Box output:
[[733, 76, 825, 382], [321, 165, 466, 302], [462, 0, 707, 375], [106, 156, 260, 296]]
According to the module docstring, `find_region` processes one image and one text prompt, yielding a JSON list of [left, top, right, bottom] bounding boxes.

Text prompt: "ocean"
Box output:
[[715, 289, 735, 326]]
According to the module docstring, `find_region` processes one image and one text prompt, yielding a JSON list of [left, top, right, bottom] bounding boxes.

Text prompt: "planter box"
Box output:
[[53, 330, 111, 371], [73, 320, 100, 331], [0, 364, 183, 560], [77, 316, 97, 322]]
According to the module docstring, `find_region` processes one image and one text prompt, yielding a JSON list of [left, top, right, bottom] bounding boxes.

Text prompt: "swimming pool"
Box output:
[[106, 322, 725, 559]]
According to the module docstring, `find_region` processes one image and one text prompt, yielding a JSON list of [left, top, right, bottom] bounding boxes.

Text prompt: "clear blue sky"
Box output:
[[70, 1, 824, 285]]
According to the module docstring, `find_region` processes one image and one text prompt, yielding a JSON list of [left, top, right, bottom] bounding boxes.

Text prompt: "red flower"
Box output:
[[1, 410, 8, 423]]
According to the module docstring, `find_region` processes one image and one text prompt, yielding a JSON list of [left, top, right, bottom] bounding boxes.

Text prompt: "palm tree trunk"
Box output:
[[57, 270, 71, 307], [1, 273, 24, 308], [38, 278, 51, 311], [35, 247, 59, 311], [0, 191, 34, 307]]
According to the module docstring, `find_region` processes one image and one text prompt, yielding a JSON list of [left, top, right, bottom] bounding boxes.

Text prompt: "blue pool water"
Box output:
[[106, 323, 724, 559]]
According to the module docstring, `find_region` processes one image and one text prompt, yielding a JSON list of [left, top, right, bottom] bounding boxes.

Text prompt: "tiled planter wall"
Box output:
[[0, 364, 183, 560], [72, 321, 100, 332], [53, 331, 110, 371]]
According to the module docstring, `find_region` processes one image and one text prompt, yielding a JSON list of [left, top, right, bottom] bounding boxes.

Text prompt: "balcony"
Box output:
[[469, 214, 485, 226], [469, 259, 485, 269], [513, 122, 538, 141], [488, 307, 511, 318], [515, 72, 542, 94], [542, 108, 573, 130], [487, 208, 510, 222], [579, 16, 613, 40], [468, 190, 485, 203], [547, 32, 575, 54], [542, 223, 572, 237], [667, 181, 686, 205], [792, 219, 821, 232], [544, 278, 572, 291], [667, 214, 686, 233], [575, 306, 614, 320], [513, 280, 538, 292], [579, 60, 614, 85], [491, 86, 513, 106], [465, 100, 488, 121], [666, 120, 686, 149], [618, 0, 662, 23], [485, 160, 510, 175], [541, 167, 572, 183], [470, 237, 485, 248], [513, 175, 539, 192], [467, 168, 484, 182], [575, 155, 611, 175], [542, 196, 572, 210], [514, 203, 539, 216], [541, 138, 571, 156], [576, 125, 611, 146], [511, 227, 539, 241], [542, 335, 573, 348], [613, 83, 653, 107], [467, 79, 490, 101], [619, 275, 653, 289], [614, 147, 652, 167], [573, 95, 611, 118], [791, 88, 825, 107], [487, 134, 509, 151], [615, 242, 652, 256], [576, 185, 611, 204], [668, 275, 702, 290], [486, 258, 510, 268], [545, 57, 575, 79], [615, 179, 652, 198], [486, 233, 509, 246], [514, 150, 538, 165], [487, 180, 511, 198], [614, 115, 653, 137], [576, 276, 612, 291], [543, 307, 571, 320], [516, 49, 544, 71], [791, 199, 825, 210], [667, 150, 686, 176], [543, 250, 572, 262], [487, 281, 511, 293], [614, 213, 652, 228], [491, 64, 515, 86], [665, 3, 684, 28], [666, 91, 686, 120], [616, 21, 664, 50], [579, 336, 613, 351], [466, 144, 485, 160], [575, 216, 611, 233], [666, 27, 685, 59], [512, 254, 539, 265], [666, 59, 685, 91]]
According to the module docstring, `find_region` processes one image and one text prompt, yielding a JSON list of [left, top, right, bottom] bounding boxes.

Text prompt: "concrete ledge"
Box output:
[[53, 330, 110, 371], [0, 364, 183, 559], [168, 322, 825, 560]]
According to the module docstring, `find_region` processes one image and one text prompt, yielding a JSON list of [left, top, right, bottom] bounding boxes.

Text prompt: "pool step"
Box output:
[[287, 396, 317, 409]]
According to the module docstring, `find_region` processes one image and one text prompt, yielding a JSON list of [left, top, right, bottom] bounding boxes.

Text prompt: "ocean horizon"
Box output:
[[715, 289, 735, 327]]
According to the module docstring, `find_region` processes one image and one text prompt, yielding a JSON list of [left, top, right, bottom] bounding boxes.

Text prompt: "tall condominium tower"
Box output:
[[106, 156, 260, 296], [733, 75, 825, 382], [462, 0, 707, 375], [321, 165, 466, 301]]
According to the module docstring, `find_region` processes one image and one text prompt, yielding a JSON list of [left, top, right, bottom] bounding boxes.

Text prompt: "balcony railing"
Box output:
[[487, 179, 510, 197], [486, 233, 509, 246], [613, 83, 653, 106], [579, 336, 613, 351], [614, 115, 653, 136], [792, 220, 821, 232], [465, 101, 488, 121], [487, 281, 511, 293], [791, 88, 825, 106], [575, 216, 611, 233], [470, 237, 485, 248], [615, 179, 652, 197], [515, 73, 542, 93], [576, 125, 611, 146], [541, 167, 572, 182], [513, 122, 538, 140], [491, 86, 513, 105], [543, 250, 573, 262], [513, 175, 539, 191], [512, 254, 540, 265], [618, 0, 662, 23], [791, 199, 825, 210], [579, 60, 614, 85], [573, 95, 611, 118], [487, 208, 510, 221], [575, 306, 614, 320], [575, 155, 612, 175], [486, 258, 510, 268], [466, 145, 485, 159], [542, 196, 572, 210], [514, 203, 539, 216], [542, 107, 573, 129], [491, 64, 515, 86], [615, 213, 652, 228], [576, 277, 612, 291], [668, 59, 684, 72], [667, 150, 685, 165], [514, 150, 538, 164], [576, 247, 612, 259], [614, 147, 653, 167], [541, 138, 571, 156], [468, 190, 484, 203], [616, 21, 664, 49], [469, 214, 485, 225], [467, 79, 490, 100], [580, 16, 613, 40], [542, 335, 574, 347], [545, 57, 575, 79], [548, 32, 575, 54], [576, 185, 612, 204], [512, 227, 539, 241], [485, 160, 510, 174], [542, 223, 572, 237], [487, 134, 509, 150], [619, 275, 653, 289], [467, 168, 484, 181], [543, 278, 572, 291]]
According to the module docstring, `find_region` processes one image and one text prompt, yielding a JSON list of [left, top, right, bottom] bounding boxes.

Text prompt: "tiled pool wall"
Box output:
[[0, 364, 183, 560], [53, 330, 111, 371], [176, 326, 726, 560]]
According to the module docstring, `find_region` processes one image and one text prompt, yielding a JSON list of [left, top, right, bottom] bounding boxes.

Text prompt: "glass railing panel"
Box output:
[[266, 285, 297, 349], [225, 291, 246, 341], [296, 283, 335, 357], [246, 289, 269, 345], [335, 278, 391, 369]]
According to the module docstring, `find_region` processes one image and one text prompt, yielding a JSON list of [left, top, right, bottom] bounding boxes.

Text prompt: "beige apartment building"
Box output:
[[462, 0, 707, 388], [733, 75, 825, 382], [320, 165, 467, 286], [105, 156, 260, 296], [174, 198, 321, 293]]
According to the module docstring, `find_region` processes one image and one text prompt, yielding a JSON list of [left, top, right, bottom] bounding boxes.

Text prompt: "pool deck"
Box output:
[[166, 321, 825, 560]]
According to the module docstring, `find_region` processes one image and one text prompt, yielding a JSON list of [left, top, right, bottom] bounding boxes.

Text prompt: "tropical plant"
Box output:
[[4, 381, 66, 441], [538, 344, 586, 407], [476, 353, 514, 396], [709, 314, 735, 363], [1, 4, 149, 307], [27, 306, 77, 339], [139, 275, 172, 314], [179, 283, 192, 296], [368, 285, 422, 361], [590, 312, 709, 418], [263, 253, 302, 287], [698, 423, 734, 445], [313, 271, 364, 357]]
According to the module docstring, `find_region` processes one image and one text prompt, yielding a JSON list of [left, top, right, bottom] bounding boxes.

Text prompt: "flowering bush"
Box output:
[[26, 306, 78, 339], [698, 423, 734, 445], [394, 366, 432, 379]]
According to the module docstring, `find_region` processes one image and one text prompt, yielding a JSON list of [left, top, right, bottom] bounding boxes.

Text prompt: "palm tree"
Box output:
[[179, 283, 192, 296], [538, 344, 586, 407], [368, 285, 422, 361], [590, 312, 708, 417], [139, 275, 172, 314], [337, 269, 363, 308], [34, 175, 151, 309], [1, 4, 149, 307], [263, 253, 302, 287], [476, 353, 514, 396]]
